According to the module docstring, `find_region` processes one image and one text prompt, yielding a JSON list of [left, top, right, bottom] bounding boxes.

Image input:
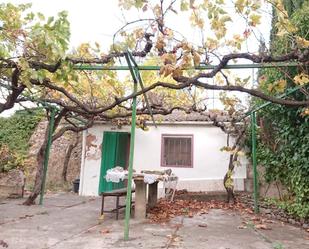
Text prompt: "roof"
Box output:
[[93, 110, 237, 125], [153, 110, 232, 123]]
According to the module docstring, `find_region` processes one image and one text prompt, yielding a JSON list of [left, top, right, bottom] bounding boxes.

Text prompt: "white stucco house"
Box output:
[[79, 111, 248, 196]]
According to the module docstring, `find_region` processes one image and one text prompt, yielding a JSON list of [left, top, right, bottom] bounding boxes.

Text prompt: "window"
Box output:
[[161, 134, 193, 168]]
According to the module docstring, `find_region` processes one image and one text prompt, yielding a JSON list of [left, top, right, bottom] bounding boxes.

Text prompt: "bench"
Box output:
[[100, 188, 135, 220]]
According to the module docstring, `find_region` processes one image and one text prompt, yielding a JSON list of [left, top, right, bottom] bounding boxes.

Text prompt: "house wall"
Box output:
[[79, 122, 248, 196]]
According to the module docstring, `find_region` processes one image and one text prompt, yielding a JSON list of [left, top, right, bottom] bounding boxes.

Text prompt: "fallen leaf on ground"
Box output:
[[171, 223, 183, 229], [198, 224, 208, 228], [264, 219, 275, 223], [148, 196, 259, 223], [255, 224, 271, 230], [0, 240, 8, 248], [173, 236, 181, 242], [19, 214, 34, 219], [251, 216, 260, 221], [100, 228, 111, 234]]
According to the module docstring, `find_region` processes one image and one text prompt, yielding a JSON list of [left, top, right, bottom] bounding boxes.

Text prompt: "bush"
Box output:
[[0, 144, 25, 173], [0, 109, 43, 172]]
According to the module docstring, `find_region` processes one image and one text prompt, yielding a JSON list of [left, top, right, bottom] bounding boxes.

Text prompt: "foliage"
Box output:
[[256, 107, 309, 218], [0, 3, 70, 81], [253, 1, 309, 218], [0, 109, 43, 172], [1, 1, 308, 118], [0, 144, 25, 173]]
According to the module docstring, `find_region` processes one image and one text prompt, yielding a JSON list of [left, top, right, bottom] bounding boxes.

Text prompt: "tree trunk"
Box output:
[[23, 139, 48, 205], [224, 154, 236, 204], [62, 136, 78, 182]]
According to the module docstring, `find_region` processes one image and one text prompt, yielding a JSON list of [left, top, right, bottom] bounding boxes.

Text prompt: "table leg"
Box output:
[[134, 179, 147, 220], [148, 182, 158, 208]]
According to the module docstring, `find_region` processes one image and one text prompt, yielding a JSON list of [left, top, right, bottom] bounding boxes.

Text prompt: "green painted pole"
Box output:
[[73, 61, 301, 71], [241, 85, 302, 120], [251, 111, 259, 213], [39, 108, 56, 205], [124, 53, 138, 240], [127, 52, 157, 128]]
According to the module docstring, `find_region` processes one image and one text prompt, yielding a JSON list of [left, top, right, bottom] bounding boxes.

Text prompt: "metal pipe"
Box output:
[[73, 62, 301, 71], [39, 108, 56, 205], [241, 85, 302, 120], [124, 53, 138, 240], [251, 112, 259, 213], [127, 52, 157, 128]]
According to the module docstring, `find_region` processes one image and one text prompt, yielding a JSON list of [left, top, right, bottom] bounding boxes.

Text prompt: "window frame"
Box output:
[[160, 134, 194, 168]]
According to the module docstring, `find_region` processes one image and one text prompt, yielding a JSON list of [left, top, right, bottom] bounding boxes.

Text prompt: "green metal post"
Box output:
[[251, 111, 259, 213], [124, 53, 138, 240], [241, 85, 303, 120], [127, 52, 157, 128], [39, 108, 56, 205]]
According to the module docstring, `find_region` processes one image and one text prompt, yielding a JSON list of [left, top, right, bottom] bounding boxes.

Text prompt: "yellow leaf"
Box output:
[[161, 53, 176, 65], [205, 38, 219, 51], [190, 11, 204, 28], [235, 0, 245, 13], [249, 14, 261, 26], [237, 151, 245, 156], [155, 37, 165, 51], [172, 67, 183, 78], [301, 108, 309, 116], [180, 0, 189, 11], [294, 73, 309, 86], [192, 51, 201, 66], [275, 79, 287, 93], [296, 36, 309, 49], [267, 79, 286, 93]]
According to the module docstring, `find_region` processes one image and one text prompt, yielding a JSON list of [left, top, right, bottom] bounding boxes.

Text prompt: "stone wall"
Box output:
[[0, 169, 25, 198], [245, 160, 287, 198], [27, 121, 82, 190]]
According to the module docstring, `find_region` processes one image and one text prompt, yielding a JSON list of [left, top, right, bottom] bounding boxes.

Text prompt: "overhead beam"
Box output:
[[74, 62, 302, 71]]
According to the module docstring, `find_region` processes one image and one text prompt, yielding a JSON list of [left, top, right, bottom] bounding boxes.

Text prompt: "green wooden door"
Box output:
[[98, 131, 130, 194]]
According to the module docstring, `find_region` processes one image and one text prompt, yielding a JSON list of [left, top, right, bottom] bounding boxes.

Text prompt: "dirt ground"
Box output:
[[0, 193, 308, 249]]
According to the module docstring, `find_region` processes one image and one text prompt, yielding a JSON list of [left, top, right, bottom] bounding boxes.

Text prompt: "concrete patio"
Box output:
[[0, 193, 308, 249]]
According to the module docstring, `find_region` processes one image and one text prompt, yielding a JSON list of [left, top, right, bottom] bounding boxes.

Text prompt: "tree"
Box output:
[[1, 1, 308, 115], [1, 1, 309, 204], [62, 133, 79, 183]]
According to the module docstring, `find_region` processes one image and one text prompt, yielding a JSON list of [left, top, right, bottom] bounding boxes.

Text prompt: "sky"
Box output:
[[5, 0, 272, 52], [1, 0, 273, 115]]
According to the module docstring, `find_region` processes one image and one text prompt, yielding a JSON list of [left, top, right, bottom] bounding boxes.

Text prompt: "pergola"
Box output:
[[36, 52, 302, 240]]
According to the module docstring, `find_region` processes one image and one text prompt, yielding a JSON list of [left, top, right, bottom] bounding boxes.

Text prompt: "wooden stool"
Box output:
[[100, 188, 135, 220]]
